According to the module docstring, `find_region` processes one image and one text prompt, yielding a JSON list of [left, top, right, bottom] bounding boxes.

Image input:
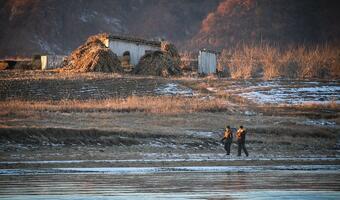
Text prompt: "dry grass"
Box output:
[[279, 101, 340, 111], [218, 43, 340, 79], [0, 96, 231, 114], [0, 70, 126, 81]]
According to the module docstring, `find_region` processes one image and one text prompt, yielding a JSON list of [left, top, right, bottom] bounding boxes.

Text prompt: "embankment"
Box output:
[[0, 127, 218, 147]]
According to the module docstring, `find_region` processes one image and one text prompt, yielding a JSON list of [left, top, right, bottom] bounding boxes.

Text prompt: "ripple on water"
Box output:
[[0, 169, 339, 199]]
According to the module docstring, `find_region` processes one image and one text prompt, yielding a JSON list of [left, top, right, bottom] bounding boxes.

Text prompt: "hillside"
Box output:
[[0, 0, 339, 57], [187, 0, 340, 50], [0, 0, 220, 57]]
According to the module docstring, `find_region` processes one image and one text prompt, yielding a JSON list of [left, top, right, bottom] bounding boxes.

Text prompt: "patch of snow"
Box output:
[[301, 81, 321, 85], [102, 16, 125, 32], [79, 15, 88, 22], [103, 16, 120, 25], [244, 111, 257, 116], [200, 95, 215, 100], [148, 141, 177, 149], [9, 7, 17, 21], [206, 87, 217, 92], [300, 120, 336, 127], [223, 80, 340, 104], [256, 81, 280, 87], [295, 86, 340, 93], [79, 86, 99, 93], [185, 131, 215, 137], [79, 10, 98, 23], [155, 83, 194, 96], [33, 35, 53, 53], [241, 84, 340, 105]]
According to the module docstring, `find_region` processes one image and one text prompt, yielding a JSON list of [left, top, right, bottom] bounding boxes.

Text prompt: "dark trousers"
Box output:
[[237, 140, 248, 156], [224, 141, 232, 155]]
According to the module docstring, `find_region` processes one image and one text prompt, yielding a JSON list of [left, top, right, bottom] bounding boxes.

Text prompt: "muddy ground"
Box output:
[[0, 70, 339, 168]]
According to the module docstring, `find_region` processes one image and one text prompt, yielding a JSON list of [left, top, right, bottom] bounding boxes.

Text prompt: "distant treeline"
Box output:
[[217, 43, 340, 79]]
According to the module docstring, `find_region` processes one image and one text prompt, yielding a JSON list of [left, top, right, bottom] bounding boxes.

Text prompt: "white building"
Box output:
[[104, 35, 161, 66], [41, 55, 66, 70], [198, 49, 217, 74]]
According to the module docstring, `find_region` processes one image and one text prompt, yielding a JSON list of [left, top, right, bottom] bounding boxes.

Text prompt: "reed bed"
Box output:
[[218, 44, 340, 79]]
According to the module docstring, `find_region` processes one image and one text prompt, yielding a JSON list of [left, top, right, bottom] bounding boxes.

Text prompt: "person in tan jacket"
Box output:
[[221, 126, 233, 155], [236, 125, 248, 157]]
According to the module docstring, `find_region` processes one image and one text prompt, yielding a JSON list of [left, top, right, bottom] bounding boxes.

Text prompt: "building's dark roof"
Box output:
[[199, 48, 219, 54], [108, 35, 161, 47]]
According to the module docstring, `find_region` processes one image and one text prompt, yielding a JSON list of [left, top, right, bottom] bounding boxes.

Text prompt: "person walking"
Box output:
[[236, 125, 248, 157], [221, 126, 233, 155]]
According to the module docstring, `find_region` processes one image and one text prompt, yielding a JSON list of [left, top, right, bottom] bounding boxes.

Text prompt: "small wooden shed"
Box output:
[[198, 49, 217, 74], [41, 55, 66, 70]]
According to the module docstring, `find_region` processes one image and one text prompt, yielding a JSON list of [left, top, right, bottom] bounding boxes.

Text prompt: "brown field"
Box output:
[[0, 70, 339, 165]]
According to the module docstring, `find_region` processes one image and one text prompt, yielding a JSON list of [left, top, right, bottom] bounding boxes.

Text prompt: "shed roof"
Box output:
[[108, 35, 161, 47], [199, 48, 219, 54]]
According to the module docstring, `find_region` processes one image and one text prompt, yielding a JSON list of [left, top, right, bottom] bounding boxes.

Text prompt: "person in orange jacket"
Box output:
[[221, 125, 233, 155], [236, 125, 248, 157]]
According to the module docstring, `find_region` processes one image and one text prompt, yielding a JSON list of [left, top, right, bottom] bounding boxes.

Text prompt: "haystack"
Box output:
[[62, 33, 123, 73], [134, 41, 181, 77], [0, 61, 9, 70]]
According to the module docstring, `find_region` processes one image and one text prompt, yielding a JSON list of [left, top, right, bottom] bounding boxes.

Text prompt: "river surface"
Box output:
[[0, 165, 339, 199]]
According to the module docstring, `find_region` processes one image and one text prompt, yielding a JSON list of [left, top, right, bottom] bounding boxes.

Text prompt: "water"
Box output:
[[0, 166, 339, 199]]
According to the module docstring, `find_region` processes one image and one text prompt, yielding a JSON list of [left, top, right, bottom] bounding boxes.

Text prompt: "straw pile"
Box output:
[[62, 33, 123, 73], [134, 41, 181, 77]]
